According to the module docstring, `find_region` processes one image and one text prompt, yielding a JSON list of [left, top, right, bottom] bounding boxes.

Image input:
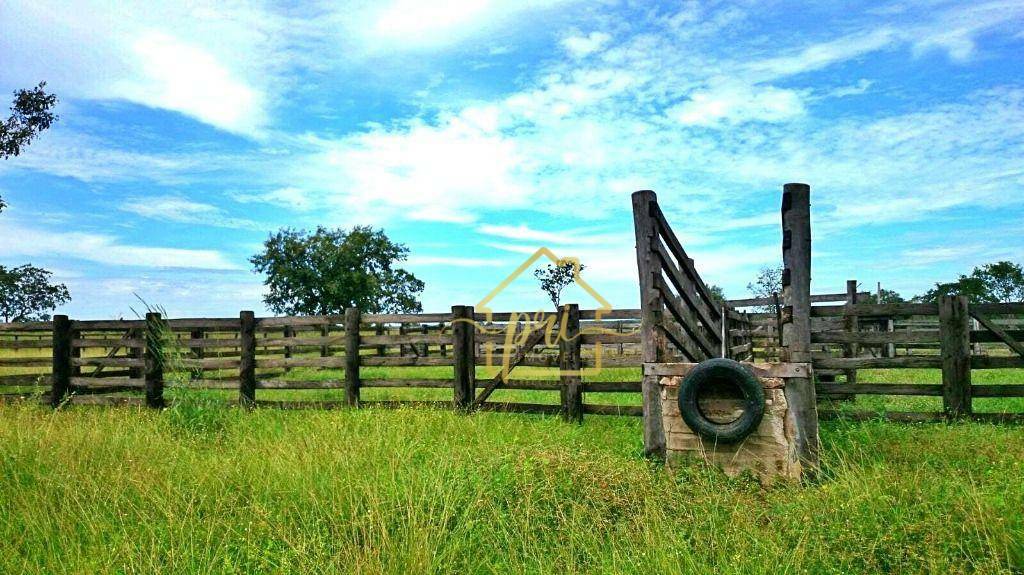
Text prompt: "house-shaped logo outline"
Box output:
[[475, 246, 614, 376]]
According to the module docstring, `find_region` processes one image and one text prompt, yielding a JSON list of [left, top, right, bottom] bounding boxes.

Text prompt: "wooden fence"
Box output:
[[0, 306, 649, 420]]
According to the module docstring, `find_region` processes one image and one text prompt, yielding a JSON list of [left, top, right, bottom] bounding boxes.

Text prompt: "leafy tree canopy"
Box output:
[[747, 265, 783, 313], [250, 226, 424, 316], [534, 260, 584, 310], [1, 82, 58, 161], [916, 261, 1024, 303], [0, 264, 71, 322], [1, 82, 58, 214], [863, 287, 905, 304]]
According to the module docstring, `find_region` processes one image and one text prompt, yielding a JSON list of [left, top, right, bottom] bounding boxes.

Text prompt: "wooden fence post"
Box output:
[[189, 328, 204, 380], [939, 295, 971, 418], [239, 311, 256, 407], [144, 312, 165, 409], [452, 305, 475, 410], [632, 190, 667, 458], [780, 182, 819, 471], [50, 315, 72, 408], [283, 325, 294, 373], [344, 307, 361, 406], [320, 324, 329, 357], [843, 279, 859, 386], [560, 303, 583, 422]]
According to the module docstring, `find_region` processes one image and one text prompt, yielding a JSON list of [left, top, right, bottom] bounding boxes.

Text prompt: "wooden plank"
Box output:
[[578, 332, 641, 344], [780, 182, 819, 471], [650, 202, 722, 322], [0, 357, 54, 367], [814, 356, 942, 369], [644, 362, 812, 379], [70, 357, 145, 368], [361, 356, 456, 367], [727, 292, 870, 307], [810, 303, 938, 317], [256, 379, 343, 389], [452, 305, 475, 410], [164, 318, 240, 330], [0, 338, 53, 349], [172, 337, 243, 348], [0, 321, 52, 331], [255, 357, 345, 369], [972, 302, 1024, 315], [239, 311, 256, 407], [939, 296, 971, 418], [972, 384, 1024, 397], [361, 312, 452, 323], [652, 239, 722, 348], [972, 356, 1024, 369], [360, 333, 447, 345], [256, 316, 336, 328], [969, 311, 1024, 358], [656, 314, 703, 363], [344, 308, 361, 406], [812, 330, 940, 344], [560, 304, 583, 422], [816, 383, 942, 396], [0, 373, 50, 386], [70, 319, 146, 330], [72, 337, 145, 349], [653, 274, 717, 359]]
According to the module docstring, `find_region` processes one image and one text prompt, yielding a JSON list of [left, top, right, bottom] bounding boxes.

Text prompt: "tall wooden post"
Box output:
[[344, 307, 361, 406], [780, 182, 819, 470], [939, 295, 971, 418], [283, 325, 294, 373], [239, 311, 256, 407], [559, 304, 583, 422], [632, 190, 667, 458], [320, 324, 330, 357], [843, 279, 860, 386], [144, 312, 165, 409], [50, 315, 72, 408], [452, 305, 476, 410], [189, 328, 204, 380]]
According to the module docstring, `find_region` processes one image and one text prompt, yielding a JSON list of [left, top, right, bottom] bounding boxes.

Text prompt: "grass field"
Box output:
[[2, 364, 1024, 574]]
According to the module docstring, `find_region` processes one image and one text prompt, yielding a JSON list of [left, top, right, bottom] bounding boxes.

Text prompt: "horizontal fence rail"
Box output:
[[0, 306, 648, 421]]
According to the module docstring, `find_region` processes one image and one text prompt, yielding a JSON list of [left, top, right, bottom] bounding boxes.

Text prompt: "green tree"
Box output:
[[250, 226, 424, 315], [973, 261, 1024, 302], [1, 82, 59, 213], [746, 265, 783, 313], [863, 287, 905, 304], [916, 261, 1024, 303], [706, 284, 726, 306], [0, 264, 71, 322], [534, 260, 584, 309]]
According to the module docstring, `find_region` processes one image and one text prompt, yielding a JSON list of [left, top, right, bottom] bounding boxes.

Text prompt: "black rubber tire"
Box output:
[[677, 358, 765, 444]]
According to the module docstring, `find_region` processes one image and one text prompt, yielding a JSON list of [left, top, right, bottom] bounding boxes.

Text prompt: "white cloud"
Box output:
[[669, 83, 806, 126], [561, 31, 612, 58], [114, 31, 265, 136], [120, 195, 260, 229], [231, 187, 315, 211], [0, 223, 240, 270], [0, 0, 281, 136]]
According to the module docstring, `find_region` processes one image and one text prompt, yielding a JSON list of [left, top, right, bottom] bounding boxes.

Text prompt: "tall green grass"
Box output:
[[1, 401, 1022, 574]]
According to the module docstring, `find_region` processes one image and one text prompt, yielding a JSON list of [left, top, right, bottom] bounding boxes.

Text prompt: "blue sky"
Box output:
[[1, 0, 1022, 319]]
